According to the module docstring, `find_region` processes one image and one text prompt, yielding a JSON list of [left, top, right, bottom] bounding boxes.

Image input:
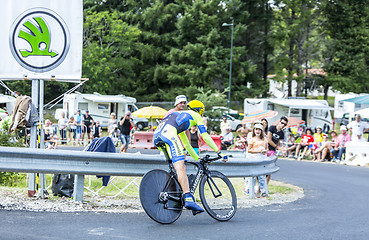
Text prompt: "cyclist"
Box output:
[[153, 100, 228, 213]]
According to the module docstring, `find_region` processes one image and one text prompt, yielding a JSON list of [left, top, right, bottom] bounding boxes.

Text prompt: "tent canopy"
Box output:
[[342, 94, 369, 105], [269, 99, 334, 110]]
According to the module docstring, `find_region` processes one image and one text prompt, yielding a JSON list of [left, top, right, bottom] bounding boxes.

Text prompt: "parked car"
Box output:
[[207, 113, 243, 132]]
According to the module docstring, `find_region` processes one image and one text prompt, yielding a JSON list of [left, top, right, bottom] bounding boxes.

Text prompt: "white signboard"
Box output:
[[0, 0, 83, 82]]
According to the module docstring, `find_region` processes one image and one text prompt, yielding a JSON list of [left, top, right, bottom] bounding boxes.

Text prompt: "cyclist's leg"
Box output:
[[155, 125, 203, 212]]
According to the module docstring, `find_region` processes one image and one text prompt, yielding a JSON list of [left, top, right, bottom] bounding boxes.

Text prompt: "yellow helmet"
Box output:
[[187, 100, 205, 115]]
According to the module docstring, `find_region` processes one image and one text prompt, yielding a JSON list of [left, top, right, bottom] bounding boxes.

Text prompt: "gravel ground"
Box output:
[[0, 180, 304, 213]]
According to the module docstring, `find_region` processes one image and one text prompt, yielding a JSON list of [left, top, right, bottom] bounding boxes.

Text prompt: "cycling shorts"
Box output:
[[153, 123, 185, 163]]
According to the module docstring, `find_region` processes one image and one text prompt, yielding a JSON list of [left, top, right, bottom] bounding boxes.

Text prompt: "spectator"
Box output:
[[44, 119, 58, 149], [244, 123, 268, 197], [221, 127, 234, 150], [236, 123, 250, 149], [147, 125, 154, 132], [82, 110, 94, 142], [58, 112, 68, 145], [294, 128, 314, 160], [67, 116, 76, 143], [164, 95, 187, 118], [92, 121, 102, 138], [330, 130, 338, 147], [286, 133, 297, 158], [108, 112, 118, 135], [314, 134, 330, 162], [74, 110, 84, 145], [331, 125, 351, 163], [220, 116, 231, 135], [210, 130, 217, 135], [314, 125, 324, 146], [189, 125, 202, 155], [130, 125, 138, 144], [267, 116, 288, 184], [268, 116, 288, 155], [119, 111, 135, 153], [347, 114, 369, 142], [261, 118, 269, 135]]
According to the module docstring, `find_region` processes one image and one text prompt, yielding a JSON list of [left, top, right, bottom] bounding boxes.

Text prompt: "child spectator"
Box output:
[[294, 128, 314, 160], [244, 123, 268, 197], [314, 134, 330, 162]]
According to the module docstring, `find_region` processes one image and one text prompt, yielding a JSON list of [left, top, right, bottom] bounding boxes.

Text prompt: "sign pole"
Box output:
[[28, 80, 39, 197]]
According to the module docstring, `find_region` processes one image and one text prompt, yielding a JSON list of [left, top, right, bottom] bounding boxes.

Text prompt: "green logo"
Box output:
[[18, 17, 58, 58], [9, 7, 70, 73]]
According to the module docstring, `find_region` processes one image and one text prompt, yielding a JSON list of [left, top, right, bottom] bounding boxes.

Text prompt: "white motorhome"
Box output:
[[244, 98, 334, 132], [60, 92, 149, 129]]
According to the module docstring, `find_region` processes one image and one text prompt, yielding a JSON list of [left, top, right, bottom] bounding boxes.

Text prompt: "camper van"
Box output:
[[244, 98, 334, 132], [59, 92, 149, 130]]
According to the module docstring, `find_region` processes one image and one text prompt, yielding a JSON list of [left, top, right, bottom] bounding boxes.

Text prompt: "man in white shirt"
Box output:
[[347, 114, 369, 142], [220, 116, 231, 135]]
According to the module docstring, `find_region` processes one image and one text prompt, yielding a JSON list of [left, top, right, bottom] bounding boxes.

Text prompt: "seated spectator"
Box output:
[[294, 128, 314, 160], [314, 125, 324, 146], [221, 127, 234, 150], [331, 125, 351, 163], [244, 123, 268, 197], [314, 134, 330, 162], [286, 133, 296, 158], [44, 119, 58, 149]]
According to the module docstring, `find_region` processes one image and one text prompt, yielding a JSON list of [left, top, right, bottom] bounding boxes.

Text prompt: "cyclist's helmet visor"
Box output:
[[187, 100, 205, 115]]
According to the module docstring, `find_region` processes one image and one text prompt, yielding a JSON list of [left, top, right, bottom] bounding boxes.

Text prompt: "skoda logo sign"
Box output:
[[9, 7, 70, 73]]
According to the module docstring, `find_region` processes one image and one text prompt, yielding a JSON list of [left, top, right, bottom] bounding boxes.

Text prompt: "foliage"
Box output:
[[322, 0, 369, 93], [0, 125, 27, 187], [5, 0, 369, 103]]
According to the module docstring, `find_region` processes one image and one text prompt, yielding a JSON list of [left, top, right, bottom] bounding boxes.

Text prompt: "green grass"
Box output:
[[1, 175, 295, 199]]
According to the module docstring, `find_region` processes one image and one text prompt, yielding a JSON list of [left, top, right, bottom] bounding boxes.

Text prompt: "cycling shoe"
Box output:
[[183, 193, 204, 213], [184, 201, 204, 213]]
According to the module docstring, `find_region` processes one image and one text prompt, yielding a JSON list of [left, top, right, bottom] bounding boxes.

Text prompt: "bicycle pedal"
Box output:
[[192, 210, 203, 216]]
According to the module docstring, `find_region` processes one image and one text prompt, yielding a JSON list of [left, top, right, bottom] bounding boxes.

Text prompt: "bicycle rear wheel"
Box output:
[[139, 169, 183, 224], [199, 171, 237, 221]]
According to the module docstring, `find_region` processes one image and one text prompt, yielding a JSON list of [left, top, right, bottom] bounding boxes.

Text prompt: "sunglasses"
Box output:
[[280, 121, 287, 126]]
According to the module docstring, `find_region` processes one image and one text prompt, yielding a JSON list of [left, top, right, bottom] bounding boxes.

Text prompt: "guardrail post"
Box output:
[[73, 174, 85, 201]]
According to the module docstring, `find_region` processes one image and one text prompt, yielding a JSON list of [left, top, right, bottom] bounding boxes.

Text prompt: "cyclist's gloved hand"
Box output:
[[218, 151, 228, 162]]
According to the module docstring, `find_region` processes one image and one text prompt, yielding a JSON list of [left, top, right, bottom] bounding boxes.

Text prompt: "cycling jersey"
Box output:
[[154, 110, 219, 163]]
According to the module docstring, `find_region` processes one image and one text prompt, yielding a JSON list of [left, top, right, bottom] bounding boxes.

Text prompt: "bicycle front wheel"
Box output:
[[139, 169, 183, 224], [199, 171, 237, 221]]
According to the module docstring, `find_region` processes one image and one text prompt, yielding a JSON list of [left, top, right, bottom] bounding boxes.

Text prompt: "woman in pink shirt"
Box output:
[[331, 125, 351, 163]]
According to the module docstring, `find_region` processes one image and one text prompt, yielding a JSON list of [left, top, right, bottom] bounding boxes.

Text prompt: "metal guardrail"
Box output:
[[0, 147, 279, 201]]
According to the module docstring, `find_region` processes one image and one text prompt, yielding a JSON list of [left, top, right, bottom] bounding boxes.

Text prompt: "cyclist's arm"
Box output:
[[178, 131, 199, 160], [193, 113, 220, 153]]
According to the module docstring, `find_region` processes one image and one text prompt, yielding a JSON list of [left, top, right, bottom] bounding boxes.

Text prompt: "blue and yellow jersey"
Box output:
[[156, 110, 219, 161]]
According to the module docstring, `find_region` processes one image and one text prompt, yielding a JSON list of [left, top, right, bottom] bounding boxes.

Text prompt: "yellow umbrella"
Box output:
[[131, 106, 168, 119]]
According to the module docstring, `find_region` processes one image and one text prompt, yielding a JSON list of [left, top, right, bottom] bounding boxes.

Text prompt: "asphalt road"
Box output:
[[1, 157, 368, 240]]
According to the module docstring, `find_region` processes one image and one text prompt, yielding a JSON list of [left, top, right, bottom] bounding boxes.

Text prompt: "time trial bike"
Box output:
[[139, 142, 237, 224]]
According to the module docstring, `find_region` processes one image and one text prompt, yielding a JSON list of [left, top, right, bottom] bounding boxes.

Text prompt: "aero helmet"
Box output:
[[187, 100, 205, 115]]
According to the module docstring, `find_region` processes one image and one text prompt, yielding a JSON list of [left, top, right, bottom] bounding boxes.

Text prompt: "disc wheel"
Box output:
[[199, 171, 237, 221], [139, 169, 183, 224]]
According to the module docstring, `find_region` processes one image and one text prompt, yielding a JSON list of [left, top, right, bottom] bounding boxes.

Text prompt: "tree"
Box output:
[[322, 0, 369, 93], [82, 10, 141, 95]]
